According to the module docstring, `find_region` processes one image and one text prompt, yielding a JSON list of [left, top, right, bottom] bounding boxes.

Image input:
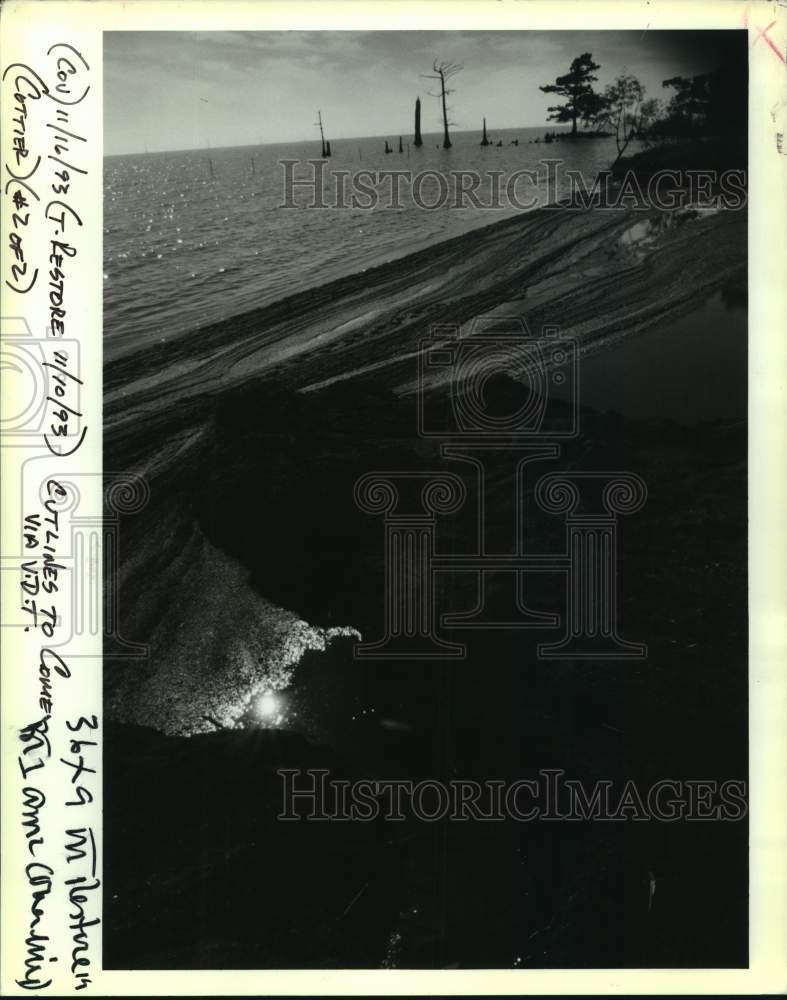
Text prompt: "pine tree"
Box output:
[[539, 53, 601, 135]]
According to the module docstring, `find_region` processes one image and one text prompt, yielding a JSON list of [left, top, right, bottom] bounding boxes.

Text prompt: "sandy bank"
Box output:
[[104, 202, 746, 738], [105, 203, 745, 445], [104, 202, 747, 968]]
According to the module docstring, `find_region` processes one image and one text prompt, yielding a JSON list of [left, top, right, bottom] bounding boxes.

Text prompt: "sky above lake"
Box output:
[[105, 30, 745, 155]]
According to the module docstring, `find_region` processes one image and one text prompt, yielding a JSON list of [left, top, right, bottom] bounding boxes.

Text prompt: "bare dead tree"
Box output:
[[421, 60, 463, 149], [413, 97, 423, 147], [314, 110, 331, 157]]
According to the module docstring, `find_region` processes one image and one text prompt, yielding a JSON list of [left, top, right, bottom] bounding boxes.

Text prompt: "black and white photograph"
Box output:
[[102, 24, 750, 970], [1, 1, 785, 994]]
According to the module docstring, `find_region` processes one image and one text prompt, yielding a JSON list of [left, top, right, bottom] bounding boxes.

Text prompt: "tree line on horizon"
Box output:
[[539, 50, 747, 166], [314, 47, 745, 166]]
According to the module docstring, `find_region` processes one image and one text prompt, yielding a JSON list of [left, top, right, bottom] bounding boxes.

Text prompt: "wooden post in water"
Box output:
[[413, 97, 423, 147], [480, 117, 490, 146]]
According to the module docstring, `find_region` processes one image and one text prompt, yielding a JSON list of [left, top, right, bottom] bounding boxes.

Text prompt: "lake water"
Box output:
[[565, 291, 747, 425], [105, 130, 745, 428], [580, 294, 747, 424], [104, 127, 631, 359]]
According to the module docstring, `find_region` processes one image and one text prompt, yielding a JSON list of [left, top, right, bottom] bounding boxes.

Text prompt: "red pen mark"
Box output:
[[743, 7, 786, 63], [755, 19, 785, 62]]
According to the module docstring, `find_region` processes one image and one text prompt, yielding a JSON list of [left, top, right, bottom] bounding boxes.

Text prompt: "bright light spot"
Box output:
[[257, 691, 279, 720]]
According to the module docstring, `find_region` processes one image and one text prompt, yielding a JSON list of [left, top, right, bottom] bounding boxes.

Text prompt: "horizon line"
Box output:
[[105, 122, 571, 158]]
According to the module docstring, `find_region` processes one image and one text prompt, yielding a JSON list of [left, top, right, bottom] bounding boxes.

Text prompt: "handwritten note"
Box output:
[[2, 23, 101, 996]]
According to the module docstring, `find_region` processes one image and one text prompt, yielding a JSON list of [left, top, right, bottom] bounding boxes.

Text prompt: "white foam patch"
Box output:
[[107, 537, 359, 736]]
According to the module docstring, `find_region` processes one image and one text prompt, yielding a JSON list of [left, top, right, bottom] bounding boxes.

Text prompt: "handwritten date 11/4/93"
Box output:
[[3, 44, 90, 300]]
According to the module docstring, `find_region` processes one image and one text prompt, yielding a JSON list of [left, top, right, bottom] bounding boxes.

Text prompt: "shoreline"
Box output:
[[104, 193, 748, 972], [105, 200, 746, 448], [105, 197, 747, 739]]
